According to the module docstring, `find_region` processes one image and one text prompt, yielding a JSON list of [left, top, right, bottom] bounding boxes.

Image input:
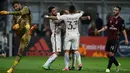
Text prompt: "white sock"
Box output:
[[64, 52, 69, 68], [75, 51, 82, 65], [44, 53, 57, 67]]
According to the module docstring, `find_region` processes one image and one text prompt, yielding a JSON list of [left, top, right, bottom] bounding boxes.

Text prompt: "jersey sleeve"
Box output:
[[78, 11, 84, 17], [57, 15, 66, 20], [9, 6, 30, 15], [119, 19, 125, 31]]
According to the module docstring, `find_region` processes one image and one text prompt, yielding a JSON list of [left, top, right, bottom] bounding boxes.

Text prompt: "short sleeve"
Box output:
[[78, 11, 84, 17], [119, 19, 125, 31]]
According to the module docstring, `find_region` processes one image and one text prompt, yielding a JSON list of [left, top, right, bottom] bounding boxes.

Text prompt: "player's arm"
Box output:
[[122, 30, 128, 44], [97, 19, 109, 34], [0, 6, 30, 15], [80, 16, 91, 20], [120, 20, 129, 44], [97, 26, 107, 33], [10, 6, 30, 15], [45, 14, 65, 21], [78, 11, 84, 17], [45, 15, 58, 20]]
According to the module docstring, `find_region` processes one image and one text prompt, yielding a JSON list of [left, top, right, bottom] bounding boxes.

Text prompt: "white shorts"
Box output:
[[64, 33, 80, 51], [51, 33, 61, 52]]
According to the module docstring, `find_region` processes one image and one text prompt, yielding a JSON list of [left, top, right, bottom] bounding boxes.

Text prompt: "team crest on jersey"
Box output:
[[110, 21, 112, 23], [115, 21, 118, 24]]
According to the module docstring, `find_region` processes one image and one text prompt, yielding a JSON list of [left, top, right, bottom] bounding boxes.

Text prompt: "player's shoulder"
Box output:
[[23, 6, 29, 9], [119, 16, 124, 21]]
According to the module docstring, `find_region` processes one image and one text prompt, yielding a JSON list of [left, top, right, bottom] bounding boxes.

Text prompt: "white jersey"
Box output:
[[50, 13, 61, 35], [49, 13, 61, 52], [57, 11, 84, 50], [57, 11, 84, 35]]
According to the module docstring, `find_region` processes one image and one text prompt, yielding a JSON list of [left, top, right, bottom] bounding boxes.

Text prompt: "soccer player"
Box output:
[[0, 1, 36, 73], [42, 6, 62, 70], [45, 5, 88, 71], [58, 5, 83, 70], [97, 6, 129, 72]]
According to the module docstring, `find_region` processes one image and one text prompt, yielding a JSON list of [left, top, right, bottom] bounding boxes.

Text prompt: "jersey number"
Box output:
[[67, 21, 78, 30]]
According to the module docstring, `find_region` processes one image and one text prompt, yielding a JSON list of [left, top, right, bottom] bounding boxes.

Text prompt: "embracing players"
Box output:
[[42, 6, 62, 70], [45, 5, 91, 71]]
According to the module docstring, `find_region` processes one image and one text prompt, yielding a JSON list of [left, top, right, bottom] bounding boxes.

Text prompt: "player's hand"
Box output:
[[44, 15, 49, 18], [13, 24, 19, 30], [87, 16, 91, 20], [124, 39, 129, 45], [0, 11, 9, 15], [95, 29, 100, 35]]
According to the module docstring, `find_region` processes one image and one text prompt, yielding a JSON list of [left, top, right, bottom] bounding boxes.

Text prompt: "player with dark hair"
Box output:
[[45, 5, 91, 71], [0, 1, 37, 73], [97, 6, 129, 72], [42, 6, 62, 70]]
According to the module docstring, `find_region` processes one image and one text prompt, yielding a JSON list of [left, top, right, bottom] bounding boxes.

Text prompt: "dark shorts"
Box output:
[[105, 40, 119, 53]]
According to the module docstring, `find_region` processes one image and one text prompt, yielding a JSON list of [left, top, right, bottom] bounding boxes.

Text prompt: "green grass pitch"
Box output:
[[0, 56, 130, 73]]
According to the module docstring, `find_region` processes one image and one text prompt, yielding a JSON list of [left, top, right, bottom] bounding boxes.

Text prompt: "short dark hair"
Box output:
[[69, 5, 76, 13], [115, 6, 121, 11], [48, 6, 55, 13], [12, 0, 20, 6], [60, 10, 65, 15]]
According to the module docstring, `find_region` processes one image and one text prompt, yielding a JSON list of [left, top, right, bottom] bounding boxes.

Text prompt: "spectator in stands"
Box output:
[[80, 12, 91, 36], [0, 32, 7, 57], [88, 21, 97, 36], [95, 13, 103, 36], [95, 13, 103, 30]]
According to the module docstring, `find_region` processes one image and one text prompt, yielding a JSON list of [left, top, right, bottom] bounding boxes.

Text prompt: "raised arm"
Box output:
[[0, 6, 30, 15], [44, 15, 58, 20]]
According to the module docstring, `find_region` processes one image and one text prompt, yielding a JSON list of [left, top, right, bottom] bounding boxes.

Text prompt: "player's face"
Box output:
[[113, 7, 120, 16], [51, 8, 57, 16], [13, 3, 21, 11]]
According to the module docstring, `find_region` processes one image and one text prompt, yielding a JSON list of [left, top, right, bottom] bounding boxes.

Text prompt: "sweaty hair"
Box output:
[[69, 5, 76, 13], [115, 6, 121, 11], [48, 6, 55, 13], [12, 0, 20, 6]]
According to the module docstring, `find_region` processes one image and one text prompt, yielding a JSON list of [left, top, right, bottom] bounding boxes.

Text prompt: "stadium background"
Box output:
[[0, 0, 130, 57], [0, 0, 130, 73]]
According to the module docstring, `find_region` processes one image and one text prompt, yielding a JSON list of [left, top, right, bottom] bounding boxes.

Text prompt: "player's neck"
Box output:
[[114, 14, 120, 19]]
